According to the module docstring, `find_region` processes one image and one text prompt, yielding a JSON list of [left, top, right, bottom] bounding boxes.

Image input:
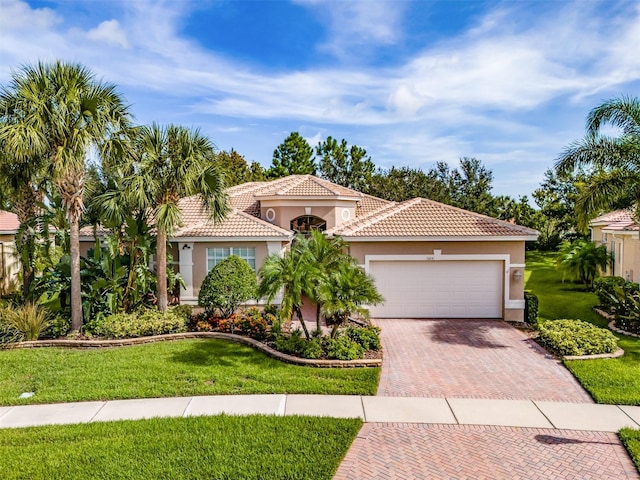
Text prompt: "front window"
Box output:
[[207, 247, 256, 271], [290, 215, 326, 235]]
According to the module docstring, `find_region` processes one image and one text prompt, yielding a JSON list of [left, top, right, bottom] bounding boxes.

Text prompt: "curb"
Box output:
[[608, 320, 640, 339], [564, 347, 625, 361], [9, 332, 382, 369]]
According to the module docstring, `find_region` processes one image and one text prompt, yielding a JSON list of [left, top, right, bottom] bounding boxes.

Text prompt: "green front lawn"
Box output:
[[0, 339, 379, 405], [620, 428, 640, 472], [0, 415, 361, 480], [526, 251, 640, 405]]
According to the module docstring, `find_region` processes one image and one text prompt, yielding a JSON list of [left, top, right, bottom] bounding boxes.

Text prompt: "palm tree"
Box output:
[[556, 240, 612, 289], [556, 96, 640, 228], [304, 230, 351, 332], [125, 123, 227, 312], [317, 261, 383, 337], [0, 145, 48, 297], [257, 243, 316, 340], [0, 61, 132, 331]]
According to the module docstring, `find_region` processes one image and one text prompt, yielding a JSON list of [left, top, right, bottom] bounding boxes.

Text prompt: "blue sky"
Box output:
[[1, 0, 639, 198]]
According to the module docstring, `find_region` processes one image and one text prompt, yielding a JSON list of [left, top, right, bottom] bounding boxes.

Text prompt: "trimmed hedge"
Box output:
[[85, 308, 188, 339], [538, 319, 618, 356], [524, 291, 539, 325]]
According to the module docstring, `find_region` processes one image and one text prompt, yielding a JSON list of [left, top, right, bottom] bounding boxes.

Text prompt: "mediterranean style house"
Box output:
[[590, 209, 640, 283], [142, 175, 537, 321], [4, 175, 539, 321]]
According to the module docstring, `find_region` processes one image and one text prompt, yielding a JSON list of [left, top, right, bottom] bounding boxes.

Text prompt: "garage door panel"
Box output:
[[369, 260, 502, 318]]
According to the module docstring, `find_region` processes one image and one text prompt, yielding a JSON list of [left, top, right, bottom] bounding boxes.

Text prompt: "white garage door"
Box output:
[[368, 260, 503, 318]]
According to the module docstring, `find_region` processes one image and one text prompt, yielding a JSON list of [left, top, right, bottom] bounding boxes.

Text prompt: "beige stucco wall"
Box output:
[[0, 236, 20, 294], [592, 226, 640, 282], [260, 199, 357, 231], [188, 241, 271, 298], [349, 239, 527, 320]]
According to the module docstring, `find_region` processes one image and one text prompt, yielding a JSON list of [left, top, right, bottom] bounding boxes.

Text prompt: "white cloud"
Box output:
[[295, 0, 405, 58], [86, 19, 129, 49], [0, 0, 60, 30]]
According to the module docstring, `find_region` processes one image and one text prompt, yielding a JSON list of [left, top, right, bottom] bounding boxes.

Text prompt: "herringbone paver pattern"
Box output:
[[333, 424, 639, 480], [375, 318, 592, 401]]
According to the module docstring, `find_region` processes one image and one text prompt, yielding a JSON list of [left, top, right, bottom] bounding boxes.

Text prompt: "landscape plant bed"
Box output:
[[0, 415, 362, 480], [11, 331, 382, 368], [0, 338, 380, 406]]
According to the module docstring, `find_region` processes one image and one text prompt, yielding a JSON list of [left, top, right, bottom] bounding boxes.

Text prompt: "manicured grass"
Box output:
[[526, 251, 640, 405], [0, 339, 379, 405], [0, 415, 362, 480], [620, 428, 640, 472]]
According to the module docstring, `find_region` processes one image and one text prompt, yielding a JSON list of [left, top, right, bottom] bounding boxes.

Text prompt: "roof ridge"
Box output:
[[234, 209, 293, 235], [336, 200, 415, 235], [327, 201, 397, 235], [275, 175, 311, 195], [413, 197, 539, 235]]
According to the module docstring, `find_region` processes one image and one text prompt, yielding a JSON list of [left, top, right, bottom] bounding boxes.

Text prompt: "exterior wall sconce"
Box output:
[[513, 269, 523, 280]]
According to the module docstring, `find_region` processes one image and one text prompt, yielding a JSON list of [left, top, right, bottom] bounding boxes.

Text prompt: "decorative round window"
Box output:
[[265, 208, 276, 222], [341, 208, 351, 221]]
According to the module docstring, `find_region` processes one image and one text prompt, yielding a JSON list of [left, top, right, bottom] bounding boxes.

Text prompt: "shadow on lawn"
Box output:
[[169, 340, 256, 367], [429, 319, 509, 349]]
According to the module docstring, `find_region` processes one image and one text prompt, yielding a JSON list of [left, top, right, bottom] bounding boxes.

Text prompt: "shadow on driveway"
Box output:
[[428, 319, 509, 349]]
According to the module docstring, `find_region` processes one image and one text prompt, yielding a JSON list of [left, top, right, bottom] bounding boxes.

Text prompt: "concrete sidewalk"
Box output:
[[1, 395, 639, 432]]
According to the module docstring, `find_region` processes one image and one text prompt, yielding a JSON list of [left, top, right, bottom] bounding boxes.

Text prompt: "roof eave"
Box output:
[[339, 235, 539, 242]]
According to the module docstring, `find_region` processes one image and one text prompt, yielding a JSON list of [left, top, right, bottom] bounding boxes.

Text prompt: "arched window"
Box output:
[[290, 215, 326, 234]]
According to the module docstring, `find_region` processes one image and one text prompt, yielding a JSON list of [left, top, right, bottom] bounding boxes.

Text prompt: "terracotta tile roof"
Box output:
[[357, 194, 393, 216], [591, 209, 639, 232], [329, 198, 539, 238], [174, 208, 291, 238], [590, 209, 634, 225], [0, 211, 19, 233], [254, 175, 363, 198]]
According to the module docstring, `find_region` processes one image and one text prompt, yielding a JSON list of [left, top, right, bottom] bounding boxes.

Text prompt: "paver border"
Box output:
[[7, 332, 382, 368]]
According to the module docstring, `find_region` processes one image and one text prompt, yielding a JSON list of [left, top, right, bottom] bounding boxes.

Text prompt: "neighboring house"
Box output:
[[590, 209, 640, 282], [0, 210, 20, 295], [161, 175, 537, 321]]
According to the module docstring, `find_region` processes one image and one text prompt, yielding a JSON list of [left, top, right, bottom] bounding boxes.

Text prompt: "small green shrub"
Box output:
[[524, 291, 539, 325], [594, 276, 636, 311], [345, 325, 381, 351], [170, 304, 193, 321], [303, 337, 324, 359], [325, 335, 364, 360], [85, 309, 188, 339], [275, 329, 308, 357], [0, 303, 50, 342], [538, 319, 618, 356], [198, 256, 257, 317], [41, 314, 71, 339]]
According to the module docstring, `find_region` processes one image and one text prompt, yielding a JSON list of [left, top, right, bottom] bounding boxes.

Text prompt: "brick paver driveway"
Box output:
[[335, 424, 638, 480], [376, 318, 592, 402], [333, 319, 638, 479]]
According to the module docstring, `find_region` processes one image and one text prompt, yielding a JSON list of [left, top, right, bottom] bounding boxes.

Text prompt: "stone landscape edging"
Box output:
[[8, 332, 382, 368], [563, 347, 625, 361], [608, 320, 640, 339]]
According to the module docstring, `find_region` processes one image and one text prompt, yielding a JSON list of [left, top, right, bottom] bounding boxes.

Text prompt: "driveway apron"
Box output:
[[334, 318, 637, 479]]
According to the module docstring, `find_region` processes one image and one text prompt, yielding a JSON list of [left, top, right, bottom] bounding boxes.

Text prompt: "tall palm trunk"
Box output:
[[69, 214, 83, 331], [156, 229, 168, 312]]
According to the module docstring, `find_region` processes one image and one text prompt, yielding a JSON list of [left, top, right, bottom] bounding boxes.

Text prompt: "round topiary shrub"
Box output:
[[198, 255, 258, 318], [538, 319, 618, 356]]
